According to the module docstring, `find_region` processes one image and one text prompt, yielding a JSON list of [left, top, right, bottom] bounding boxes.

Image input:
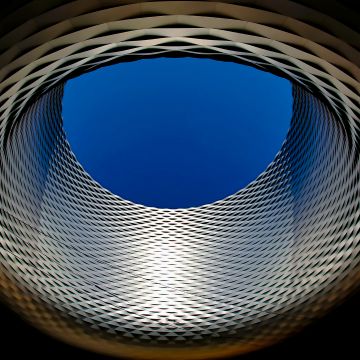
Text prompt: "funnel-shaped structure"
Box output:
[[0, 1, 359, 359]]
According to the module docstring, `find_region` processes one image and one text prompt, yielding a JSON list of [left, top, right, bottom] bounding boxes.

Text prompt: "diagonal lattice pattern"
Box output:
[[0, 1, 359, 359]]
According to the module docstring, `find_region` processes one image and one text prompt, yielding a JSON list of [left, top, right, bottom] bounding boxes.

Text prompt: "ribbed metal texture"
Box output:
[[0, 1, 359, 359]]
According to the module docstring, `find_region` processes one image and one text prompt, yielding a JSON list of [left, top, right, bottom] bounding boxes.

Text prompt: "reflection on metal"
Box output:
[[0, 1, 359, 359]]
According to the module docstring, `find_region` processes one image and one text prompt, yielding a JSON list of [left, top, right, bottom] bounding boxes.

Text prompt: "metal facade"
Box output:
[[0, 1, 359, 359]]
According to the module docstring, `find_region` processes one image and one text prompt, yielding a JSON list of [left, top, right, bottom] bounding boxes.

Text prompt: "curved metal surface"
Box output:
[[0, 1, 359, 359]]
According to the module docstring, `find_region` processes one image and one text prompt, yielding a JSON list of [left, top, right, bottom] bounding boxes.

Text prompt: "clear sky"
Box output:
[[62, 58, 292, 208]]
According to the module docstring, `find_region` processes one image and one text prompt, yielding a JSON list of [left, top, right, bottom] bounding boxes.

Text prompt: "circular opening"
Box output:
[[62, 58, 292, 208]]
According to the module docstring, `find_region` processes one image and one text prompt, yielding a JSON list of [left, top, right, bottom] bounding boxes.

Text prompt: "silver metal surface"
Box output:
[[0, 1, 359, 359]]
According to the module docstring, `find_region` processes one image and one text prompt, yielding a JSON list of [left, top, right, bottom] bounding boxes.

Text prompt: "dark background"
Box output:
[[1, 288, 359, 359]]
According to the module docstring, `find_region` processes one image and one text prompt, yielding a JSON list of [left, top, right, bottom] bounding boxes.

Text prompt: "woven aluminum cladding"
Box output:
[[0, 1, 359, 359]]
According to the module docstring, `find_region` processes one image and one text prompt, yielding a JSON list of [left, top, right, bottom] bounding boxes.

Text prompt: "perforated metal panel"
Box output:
[[0, 1, 359, 359]]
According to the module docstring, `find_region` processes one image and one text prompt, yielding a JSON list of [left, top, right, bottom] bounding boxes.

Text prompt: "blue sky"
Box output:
[[62, 58, 292, 208]]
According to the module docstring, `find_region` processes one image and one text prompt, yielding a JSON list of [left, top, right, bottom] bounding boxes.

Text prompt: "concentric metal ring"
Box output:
[[0, 1, 359, 359]]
